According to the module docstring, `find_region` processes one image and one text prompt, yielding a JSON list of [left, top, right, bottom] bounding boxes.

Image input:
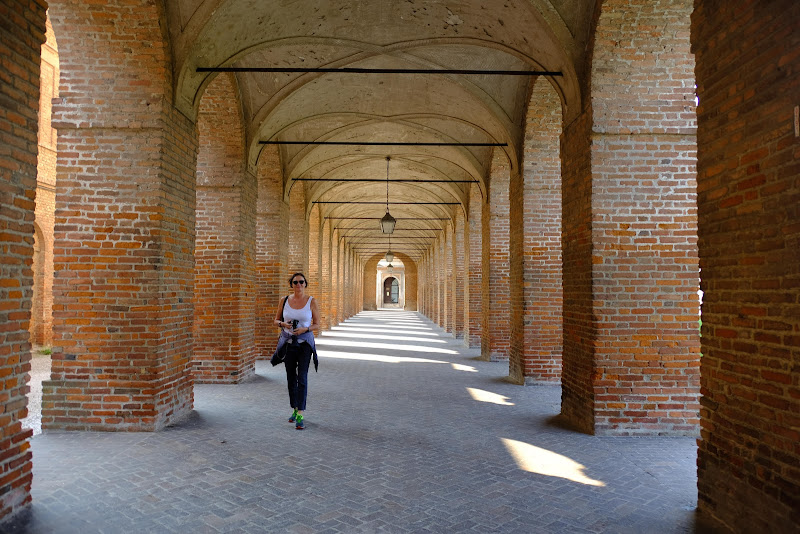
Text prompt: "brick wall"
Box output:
[[692, 0, 800, 531], [560, 0, 699, 436], [0, 0, 47, 520], [509, 78, 563, 385], [194, 72, 257, 383], [43, 0, 196, 431], [482, 149, 511, 361], [255, 145, 288, 357]]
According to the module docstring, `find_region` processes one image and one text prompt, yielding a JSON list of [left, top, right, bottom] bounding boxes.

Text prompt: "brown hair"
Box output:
[[288, 272, 308, 286]]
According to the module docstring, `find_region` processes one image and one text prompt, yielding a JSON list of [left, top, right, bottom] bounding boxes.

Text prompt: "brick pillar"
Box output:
[[255, 146, 288, 357], [0, 0, 46, 519], [560, 0, 700, 435], [466, 183, 483, 348], [288, 183, 308, 275], [43, 0, 196, 431], [693, 0, 800, 531], [319, 219, 332, 330], [330, 230, 340, 325], [509, 79, 563, 385], [307, 204, 320, 298], [444, 227, 453, 333], [435, 237, 443, 326], [482, 150, 511, 361], [194, 73, 256, 383], [32, 17, 58, 347], [453, 210, 466, 339], [404, 254, 418, 311]]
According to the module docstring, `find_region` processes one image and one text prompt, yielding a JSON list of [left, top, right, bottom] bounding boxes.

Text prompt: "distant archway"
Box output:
[[383, 277, 399, 304]]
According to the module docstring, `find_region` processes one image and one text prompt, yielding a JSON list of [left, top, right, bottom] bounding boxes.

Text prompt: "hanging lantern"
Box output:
[[385, 250, 394, 263], [381, 156, 396, 234]]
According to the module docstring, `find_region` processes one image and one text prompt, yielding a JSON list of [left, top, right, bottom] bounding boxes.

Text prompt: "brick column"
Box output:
[[319, 219, 332, 330], [255, 146, 288, 357], [444, 228, 453, 333], [194, 73, 256, 383], [44, 0, 196, 431], [466, 183, 483, 348], [560, 0, 699, 435], [31, 17, 58, 347], [330, 230, 340, 326], [0, 0, 46, 518], [288, 183, 308, 275], [435, 237, 443, 326], [307, 204, 320, 298], [482, 150, 511, 361], [693, 0, 800, 531], [509, 79, 563, 385], [453, 210, 466, 339]]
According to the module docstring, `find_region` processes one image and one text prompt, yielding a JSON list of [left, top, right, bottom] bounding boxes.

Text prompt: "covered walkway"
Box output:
[[9, 311, 696, 533]]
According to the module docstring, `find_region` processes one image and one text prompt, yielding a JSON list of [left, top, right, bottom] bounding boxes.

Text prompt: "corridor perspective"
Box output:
[[1, 1, 798, 533], [7, 311, 698, 533]]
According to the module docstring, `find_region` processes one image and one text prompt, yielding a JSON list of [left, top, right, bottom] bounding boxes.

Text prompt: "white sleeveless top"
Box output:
[[283, 296, 313, 335]]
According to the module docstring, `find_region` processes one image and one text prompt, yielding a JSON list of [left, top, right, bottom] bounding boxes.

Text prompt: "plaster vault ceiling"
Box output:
[[166, 0, 594, 261]]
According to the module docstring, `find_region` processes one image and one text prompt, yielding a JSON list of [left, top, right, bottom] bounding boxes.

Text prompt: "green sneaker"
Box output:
[[295, 413, 304, 430], [288, 408, 298, 423]]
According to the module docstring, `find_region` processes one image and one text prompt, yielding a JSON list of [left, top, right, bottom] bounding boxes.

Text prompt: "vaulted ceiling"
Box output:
[[165, 0, 596, 261]]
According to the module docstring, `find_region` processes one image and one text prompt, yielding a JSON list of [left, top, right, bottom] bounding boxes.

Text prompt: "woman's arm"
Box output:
[[273, 297, 288, 329], [307, 297, 320, 333]]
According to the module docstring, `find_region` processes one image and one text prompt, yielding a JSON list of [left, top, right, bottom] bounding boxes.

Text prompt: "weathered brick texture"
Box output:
[[255, 145, 288, 358], [482, 149, 511, 361], [194, 73, 257, 383], [509, 78, 563, 385], [559, 0, 700, 436], [692, 0, 800, 531], [0, 0, 47, 520], [42, 0, 196, 431]]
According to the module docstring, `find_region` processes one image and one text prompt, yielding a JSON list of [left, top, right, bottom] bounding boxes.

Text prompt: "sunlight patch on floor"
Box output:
[[451, 363, 477, 372], [467, 387, 513, 405], [321, 331, 447, 344], [502, 438, 605, 487], [315, 338, 458, 354], [317, 350, 446, 364], [331, 326, 438, 336]]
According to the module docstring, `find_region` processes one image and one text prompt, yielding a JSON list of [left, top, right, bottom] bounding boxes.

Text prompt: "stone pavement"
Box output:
[[4, 311, 700, 533]]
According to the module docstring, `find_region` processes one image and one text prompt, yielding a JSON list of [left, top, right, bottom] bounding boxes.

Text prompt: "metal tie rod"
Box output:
[[264, 141, 504, 147], [197, 67, 562, 76]]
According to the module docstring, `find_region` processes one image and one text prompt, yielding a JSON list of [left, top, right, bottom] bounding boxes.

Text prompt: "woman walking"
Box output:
[[272, 273, 319, 430]]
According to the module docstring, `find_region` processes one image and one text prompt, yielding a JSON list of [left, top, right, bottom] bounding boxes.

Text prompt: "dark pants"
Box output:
[[285, 341, 312, 411]]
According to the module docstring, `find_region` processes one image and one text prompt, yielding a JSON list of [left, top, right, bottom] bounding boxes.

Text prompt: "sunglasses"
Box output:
[[291, 280, 306, 285]]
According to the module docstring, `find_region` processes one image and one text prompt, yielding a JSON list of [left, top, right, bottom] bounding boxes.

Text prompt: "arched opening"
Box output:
[[383, 277, 399, 305], [376, 258, 405, 309]]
